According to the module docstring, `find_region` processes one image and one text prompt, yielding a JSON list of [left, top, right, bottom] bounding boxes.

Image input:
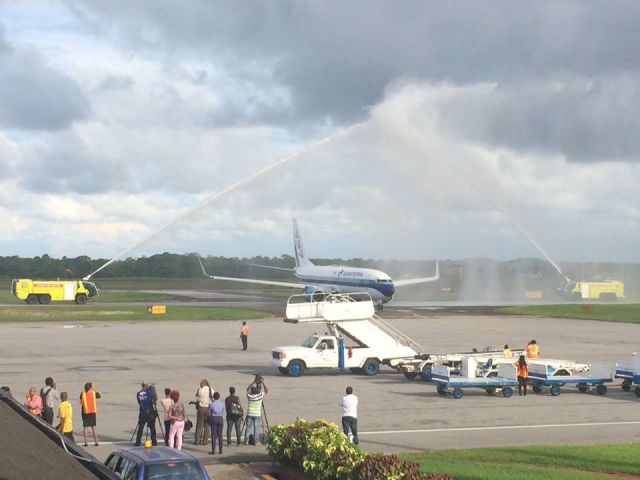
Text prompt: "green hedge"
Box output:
[[267, 419, 452, 480]]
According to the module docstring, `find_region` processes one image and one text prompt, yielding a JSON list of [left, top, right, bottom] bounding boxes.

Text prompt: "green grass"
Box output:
[[497, 304, 640, 324], [0, 305, 270, 322], [0, 290, 184, 304], [402, 443, 640, 480]]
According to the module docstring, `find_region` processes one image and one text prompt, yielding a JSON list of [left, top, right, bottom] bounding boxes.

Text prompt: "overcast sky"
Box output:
[[1, 1, 639, 263]]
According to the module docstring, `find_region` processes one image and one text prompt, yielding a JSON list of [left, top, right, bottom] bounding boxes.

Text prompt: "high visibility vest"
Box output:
[[526, 344, 539, 359], [242, 325, 249, 336], [81, 390, 98, 414], [503, 349, 512, 358], [517, 364, 528, 378]]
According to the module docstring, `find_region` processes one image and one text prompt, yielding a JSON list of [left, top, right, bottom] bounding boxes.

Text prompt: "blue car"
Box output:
[[105, 446, 211, 480]]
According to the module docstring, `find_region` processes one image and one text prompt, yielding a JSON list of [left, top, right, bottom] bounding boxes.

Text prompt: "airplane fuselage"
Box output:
[[295, 265, 395, 302]]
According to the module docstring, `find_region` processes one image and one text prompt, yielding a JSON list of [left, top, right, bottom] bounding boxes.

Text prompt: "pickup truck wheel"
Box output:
[[278, 367, 288, 376], [75, 293, 88, 305], [550, 385, 561, 396], [38, 294, 51, 305], [26, 294, 38, 305], [453, 388, 464, 399], [362, 358, 380, 376], [287, 360, 305, 377], [403, 371, 418, 380]]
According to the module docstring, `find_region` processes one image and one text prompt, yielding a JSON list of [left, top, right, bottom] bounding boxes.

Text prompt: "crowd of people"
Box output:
[[135, 376, 268, 455], [15, 377, 101, 447]]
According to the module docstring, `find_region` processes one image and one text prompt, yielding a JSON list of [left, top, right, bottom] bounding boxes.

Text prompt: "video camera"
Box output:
[[254, 373, 264, 392]]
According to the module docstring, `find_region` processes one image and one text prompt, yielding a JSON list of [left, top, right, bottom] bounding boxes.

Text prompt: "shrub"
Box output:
[[267, 419, 450, 480], [351, 453, 453, 480], [267, 419, 365, 480]]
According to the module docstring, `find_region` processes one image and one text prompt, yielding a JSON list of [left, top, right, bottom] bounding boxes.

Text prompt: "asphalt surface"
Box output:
[[1, 301, 639, 466]]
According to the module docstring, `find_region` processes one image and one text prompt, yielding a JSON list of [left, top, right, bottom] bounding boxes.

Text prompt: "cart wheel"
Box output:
[[420, 365, 433, 382], [577, 383, 588, 393], [636, 386, 640, 397], [485, 387, 496, 396], [622, 379, 631, 391], [436, 384, 446, 396], [532, 383, 542, 394], [502, 386, 513, 398], [404, 371, 418, 380], [596, 384, 607, 395], [453, 388, 464, 399], [550, 385, 561, 396]]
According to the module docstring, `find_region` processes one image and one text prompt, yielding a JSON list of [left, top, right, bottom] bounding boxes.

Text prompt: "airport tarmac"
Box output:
[[1, 310, 639, 465]]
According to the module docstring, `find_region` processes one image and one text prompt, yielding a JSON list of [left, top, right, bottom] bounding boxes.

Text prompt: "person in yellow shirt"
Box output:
[[503, 344, 513, 358], [58, 392, 75, 443], [526, 339, 540, 359]]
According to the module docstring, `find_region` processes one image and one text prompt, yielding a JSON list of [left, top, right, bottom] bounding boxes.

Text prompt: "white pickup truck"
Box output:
[[271, 293, 421, 377], [271, 333, 385, 376]]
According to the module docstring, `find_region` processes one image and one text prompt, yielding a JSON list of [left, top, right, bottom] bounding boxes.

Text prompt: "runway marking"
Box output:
[[360, 420, 640, 435]]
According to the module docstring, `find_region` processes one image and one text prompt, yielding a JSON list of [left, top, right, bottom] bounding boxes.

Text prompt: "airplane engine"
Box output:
[[303, 286, 329, 303]]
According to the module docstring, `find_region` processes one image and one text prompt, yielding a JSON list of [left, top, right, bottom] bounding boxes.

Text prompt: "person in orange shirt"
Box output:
[[515, 355, 529, 396], [24, 386, 43, 416], [80, 382, 101, 447], [240, 321, 250, 351]]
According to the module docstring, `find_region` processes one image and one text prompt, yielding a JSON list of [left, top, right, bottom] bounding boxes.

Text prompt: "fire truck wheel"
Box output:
[[26, 295, 38, 305], [75, 293, 88, 304], [38, 294, 51, 305]]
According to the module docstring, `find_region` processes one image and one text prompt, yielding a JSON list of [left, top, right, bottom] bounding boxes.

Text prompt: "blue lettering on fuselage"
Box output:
[[298, 276, 395, 300]]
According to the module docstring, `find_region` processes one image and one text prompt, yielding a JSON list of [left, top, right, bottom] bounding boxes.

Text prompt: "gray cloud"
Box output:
[[0, 23, 90, 130], [68, 2, 640, 107], [19, 133, 130, 194]]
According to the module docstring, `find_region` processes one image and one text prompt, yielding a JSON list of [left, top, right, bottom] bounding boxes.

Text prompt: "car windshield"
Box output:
[[302, 336, 318, 348], [145, 461, 206, 480]]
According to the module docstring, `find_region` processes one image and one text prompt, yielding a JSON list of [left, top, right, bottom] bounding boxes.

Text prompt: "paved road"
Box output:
[[1, 311, 639, 464]]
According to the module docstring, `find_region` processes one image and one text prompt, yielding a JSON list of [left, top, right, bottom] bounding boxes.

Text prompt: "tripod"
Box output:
[[130, 407, 165, 445], [240, 401, 269, 445]]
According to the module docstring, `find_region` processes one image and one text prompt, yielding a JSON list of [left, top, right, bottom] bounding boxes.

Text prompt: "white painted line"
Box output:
[[360, 420, 640, 435]]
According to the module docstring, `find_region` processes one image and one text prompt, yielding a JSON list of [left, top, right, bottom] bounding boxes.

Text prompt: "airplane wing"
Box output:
[[246, 263, 295, 272], [394, 262, 440, 287], [198, 257, 302, 288]]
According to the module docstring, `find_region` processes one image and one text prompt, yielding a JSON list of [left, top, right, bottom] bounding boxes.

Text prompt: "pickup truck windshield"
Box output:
[[302, 336, 319, 348]]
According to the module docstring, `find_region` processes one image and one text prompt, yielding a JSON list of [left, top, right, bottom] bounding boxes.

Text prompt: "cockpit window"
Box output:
[[376, 279, 391, 283]]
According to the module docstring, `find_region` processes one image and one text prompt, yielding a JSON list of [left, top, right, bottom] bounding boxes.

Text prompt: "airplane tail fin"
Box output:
[[293, 219, 314, 268]]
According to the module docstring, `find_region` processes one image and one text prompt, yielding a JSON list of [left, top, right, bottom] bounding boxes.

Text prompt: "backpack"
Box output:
[[40, 387, 53, 419], [230, 401, 243, 418]]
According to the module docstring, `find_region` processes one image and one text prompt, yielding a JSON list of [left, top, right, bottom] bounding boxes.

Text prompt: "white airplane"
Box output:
[[198, 219, 439, 309]]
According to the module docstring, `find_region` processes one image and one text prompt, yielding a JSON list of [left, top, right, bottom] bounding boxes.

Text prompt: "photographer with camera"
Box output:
[[134, 381, 158, 446], [244, 375, 268, 445]]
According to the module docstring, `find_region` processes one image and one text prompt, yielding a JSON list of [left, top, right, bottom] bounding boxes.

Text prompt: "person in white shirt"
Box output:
[[339, 386, 359, 445], [194, 379, 214, 445], [159, 388, 174, 446]]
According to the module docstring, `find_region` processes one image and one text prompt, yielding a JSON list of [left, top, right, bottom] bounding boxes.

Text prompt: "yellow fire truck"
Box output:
[[11, 279, 99, 304], [565, 281, 624, 300]]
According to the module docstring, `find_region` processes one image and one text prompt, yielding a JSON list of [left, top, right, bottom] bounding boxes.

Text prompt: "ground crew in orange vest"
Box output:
[[526, 339, 540, 359], [80, 382, 101, 447], [240, 321, 250, 351], [515, 355, 529, 396]]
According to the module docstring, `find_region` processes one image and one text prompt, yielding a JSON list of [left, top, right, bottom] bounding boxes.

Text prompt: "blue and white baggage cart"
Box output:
[[614, 354, 640, 394], [528, 363, 612, 396], [431, 363, 519, 399]]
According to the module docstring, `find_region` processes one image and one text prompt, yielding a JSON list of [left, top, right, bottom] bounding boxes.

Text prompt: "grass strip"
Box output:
[[402, 443, 640, 480], [0, 305, 270, 322], [497, 304, 640, 324]]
